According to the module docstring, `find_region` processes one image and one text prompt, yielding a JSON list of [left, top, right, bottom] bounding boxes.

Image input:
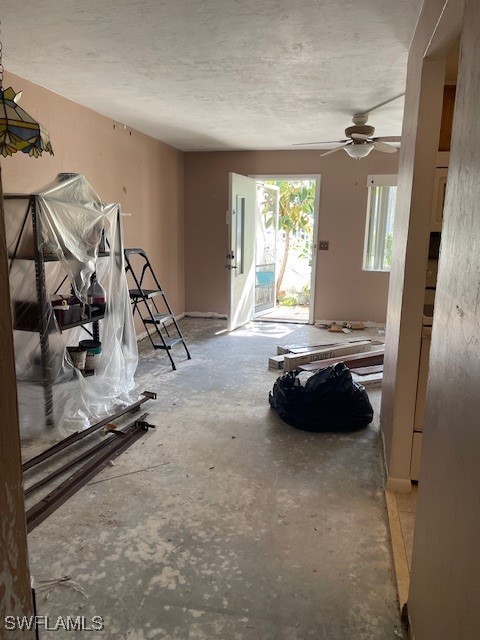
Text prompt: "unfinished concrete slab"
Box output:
[[26, 318, 403, 639]]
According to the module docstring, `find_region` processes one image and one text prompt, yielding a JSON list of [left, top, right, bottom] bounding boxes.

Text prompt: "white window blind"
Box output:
[[363, 175, 397, 272]]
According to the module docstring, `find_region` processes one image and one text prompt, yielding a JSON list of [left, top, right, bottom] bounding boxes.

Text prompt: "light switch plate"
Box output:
[[318, 241, 329, 250]]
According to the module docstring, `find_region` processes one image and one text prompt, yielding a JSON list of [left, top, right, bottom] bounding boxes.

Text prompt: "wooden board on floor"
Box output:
[[268, 354, 285, 370], [352, 372, 383, 387], [283, 340, 372, 372], [277, 338, 370, 355], [350, 364, 384, 376], [298, 348, 384, 372], [277, 342, 338, 355]]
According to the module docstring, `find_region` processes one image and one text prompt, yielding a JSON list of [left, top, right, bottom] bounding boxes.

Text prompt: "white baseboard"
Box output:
[[381, 430, 412, 493], [185, 311, 228, 319], [136, 313, 185, 342], [386, 476, 412, 493]]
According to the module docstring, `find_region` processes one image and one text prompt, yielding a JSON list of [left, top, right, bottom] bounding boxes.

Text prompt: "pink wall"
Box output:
[[1, 71, 185, 316], [1, 71, 399, 324], [184, 150, 398, 322]]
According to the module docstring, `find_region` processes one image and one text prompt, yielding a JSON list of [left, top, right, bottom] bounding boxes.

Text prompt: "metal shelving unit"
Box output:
[[6, 194, 119, 427]]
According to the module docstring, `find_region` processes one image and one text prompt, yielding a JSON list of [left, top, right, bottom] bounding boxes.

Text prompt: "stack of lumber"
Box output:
[[269, 338, 384, 385]]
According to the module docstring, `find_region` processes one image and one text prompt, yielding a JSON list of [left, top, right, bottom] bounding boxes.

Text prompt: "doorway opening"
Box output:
[[253, 176, 319, 324]]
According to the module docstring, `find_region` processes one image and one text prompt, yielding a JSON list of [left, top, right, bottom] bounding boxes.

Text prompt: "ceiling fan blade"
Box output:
[[320, 144, 350, 157], [373, 136, 402, 143], [351, 133, 370, 141], [293, 140, 348, 146], [356, 93, 405, 117], [373, 141, 398, 154]]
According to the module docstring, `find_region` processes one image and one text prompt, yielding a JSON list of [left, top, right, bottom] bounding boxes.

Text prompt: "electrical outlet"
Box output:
[[318, 241, 329, 250]]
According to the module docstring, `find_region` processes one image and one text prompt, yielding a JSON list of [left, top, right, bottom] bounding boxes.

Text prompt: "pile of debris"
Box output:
[[323, 321, 368, 333], [269, 338, 384, 387]]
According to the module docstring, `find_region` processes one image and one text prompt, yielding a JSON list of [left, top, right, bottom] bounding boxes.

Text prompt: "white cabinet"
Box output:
[[409, 162, 447, 481]]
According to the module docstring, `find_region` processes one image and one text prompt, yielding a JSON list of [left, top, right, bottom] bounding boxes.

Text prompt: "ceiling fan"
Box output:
[[294, 93, 404, 159]]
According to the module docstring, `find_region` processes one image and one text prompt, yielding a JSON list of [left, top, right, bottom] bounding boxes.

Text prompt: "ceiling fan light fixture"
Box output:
[[344, 143, 374, 160]]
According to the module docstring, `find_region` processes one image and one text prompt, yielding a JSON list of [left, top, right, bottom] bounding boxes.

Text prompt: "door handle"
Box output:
[[225, 264, 237, 270]]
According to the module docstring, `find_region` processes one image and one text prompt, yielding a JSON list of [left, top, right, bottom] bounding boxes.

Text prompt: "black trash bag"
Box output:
[[269, 362, 374, 432]]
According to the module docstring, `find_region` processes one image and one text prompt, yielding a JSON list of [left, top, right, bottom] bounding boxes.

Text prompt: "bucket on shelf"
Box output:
[[67, 345, 87, 371], [79, 339, 102, 372]]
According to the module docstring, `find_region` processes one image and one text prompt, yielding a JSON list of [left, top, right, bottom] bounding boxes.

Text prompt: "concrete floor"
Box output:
[[255, 305, 310, 323], [27, 318, 403, 640]]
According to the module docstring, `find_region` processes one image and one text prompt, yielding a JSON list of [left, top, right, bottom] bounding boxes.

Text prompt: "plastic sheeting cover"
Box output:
[[5, 173, 138, 437]]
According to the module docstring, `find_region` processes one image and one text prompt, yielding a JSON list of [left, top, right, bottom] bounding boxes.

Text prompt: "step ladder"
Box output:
[[124, 248, 191, 370]]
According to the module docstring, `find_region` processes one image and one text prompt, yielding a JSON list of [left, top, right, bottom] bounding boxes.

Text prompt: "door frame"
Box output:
[[253, 182, 280, 318], [227, 172, 257, 331], [250, 174, 321, 325]]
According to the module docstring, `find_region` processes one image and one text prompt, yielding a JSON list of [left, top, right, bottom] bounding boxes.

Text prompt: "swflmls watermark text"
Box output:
[[4, 615, 105, 632]]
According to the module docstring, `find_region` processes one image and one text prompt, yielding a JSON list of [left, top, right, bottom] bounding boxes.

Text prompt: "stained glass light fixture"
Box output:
[[0, 28, 54, 158]]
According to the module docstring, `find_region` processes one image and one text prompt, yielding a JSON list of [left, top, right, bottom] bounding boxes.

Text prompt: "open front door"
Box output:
[[227, 173, 256, 331]]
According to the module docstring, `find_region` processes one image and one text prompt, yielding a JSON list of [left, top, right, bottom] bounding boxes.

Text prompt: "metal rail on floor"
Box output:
[[26, 413, 155, 533], [22, 391, 156, 472], [24, 429, 126, 497]]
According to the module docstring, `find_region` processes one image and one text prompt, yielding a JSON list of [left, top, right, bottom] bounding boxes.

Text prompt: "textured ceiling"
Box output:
[[1, 0, 422, 151]]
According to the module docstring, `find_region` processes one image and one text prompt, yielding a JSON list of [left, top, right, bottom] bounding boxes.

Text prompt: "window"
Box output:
[[363, 175, 397, 271]]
